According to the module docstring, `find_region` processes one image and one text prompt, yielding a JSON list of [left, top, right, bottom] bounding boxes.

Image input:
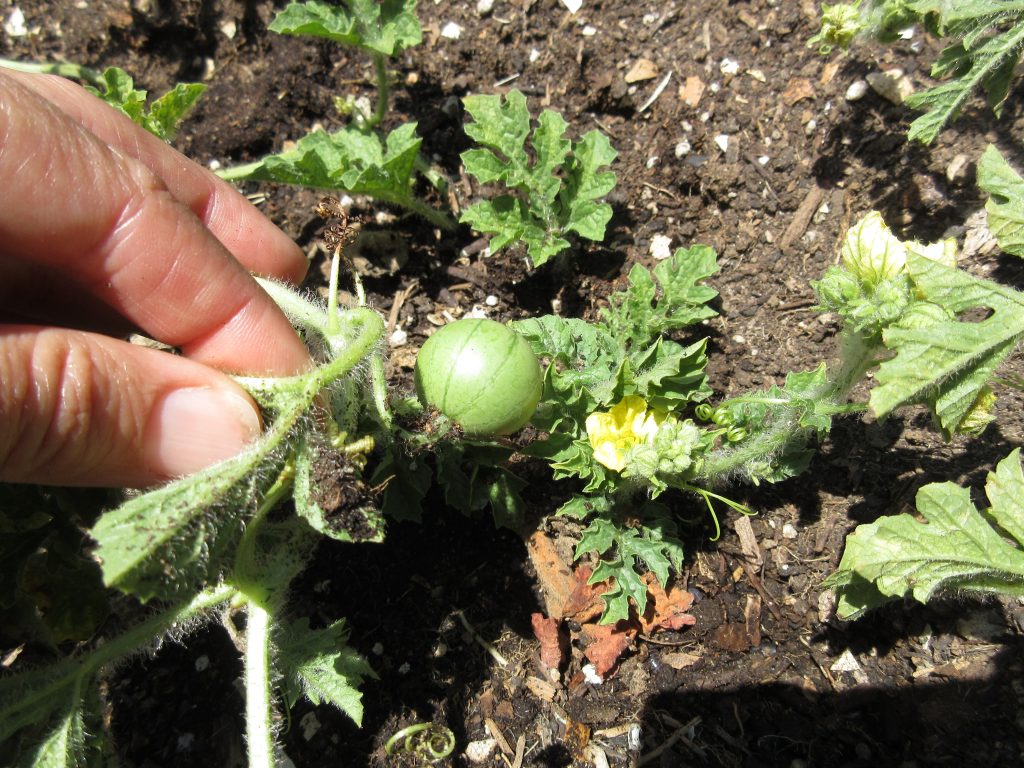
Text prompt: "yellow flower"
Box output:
[[585, 395, 668, 472]]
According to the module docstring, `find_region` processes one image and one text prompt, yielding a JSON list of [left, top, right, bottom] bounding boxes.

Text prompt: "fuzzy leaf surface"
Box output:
[[871, 252, 1024, 436], [827, 449, 1024, 618], [268, 0, 421, 55], [277, 618, 377, 726], [978, 144, 1024, 257]]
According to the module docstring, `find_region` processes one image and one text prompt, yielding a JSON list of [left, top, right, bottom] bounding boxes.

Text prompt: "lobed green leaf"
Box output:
[[460, 90, 616, 266], [870, 252, 1024, 436], [269, 0, 421, 56], [599, 246, 719, 350], [827, 449, 1024, 618], [277, 618, 377, 726]]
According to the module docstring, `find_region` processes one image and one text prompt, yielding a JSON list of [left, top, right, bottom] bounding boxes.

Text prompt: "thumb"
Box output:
[[0, 327, 264, 487]]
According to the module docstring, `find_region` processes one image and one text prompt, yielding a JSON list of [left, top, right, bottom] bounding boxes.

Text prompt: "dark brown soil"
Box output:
[[5, 0, 1024, 766]]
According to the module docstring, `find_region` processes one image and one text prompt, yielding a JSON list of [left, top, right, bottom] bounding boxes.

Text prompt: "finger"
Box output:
[[0, 326, 264, 487], [0, 72, 310, 377], [5, 69, 308, 285]]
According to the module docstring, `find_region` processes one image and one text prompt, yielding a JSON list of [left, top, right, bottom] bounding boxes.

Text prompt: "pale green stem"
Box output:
[[369, 351, 393, 431], [0, 58, 105, 88], [0, 585, 236, 740], [696, 329, 880, 483], [326, 248, 342, 335], [245, 601, 276, 768], [366, 53, 390, 129]]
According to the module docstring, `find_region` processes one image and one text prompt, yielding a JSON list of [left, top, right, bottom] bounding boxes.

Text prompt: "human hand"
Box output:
[[0, 69, 312, 487]]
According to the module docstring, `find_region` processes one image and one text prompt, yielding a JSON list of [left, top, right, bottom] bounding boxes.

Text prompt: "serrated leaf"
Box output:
[[269, 0, 421, 56], [600, 246, 719, 349], [630, 337, 712, 410], [577, 510, 686, 622], [277, 618, 376, 726], [905, 18, 1024, 143], [461, 91, 531, 170], [870, 252, 1024, 436], [826, 455, 1024, 619], [978, 144, 1024, 257], [239, 124, 421, 207], [91, 444, 283, 602], [144, 82, 206, 141], [460, 90, 616, 266], [85, 67, 203, 142]]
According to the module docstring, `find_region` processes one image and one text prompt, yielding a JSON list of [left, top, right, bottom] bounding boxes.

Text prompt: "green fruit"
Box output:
[[414, 318, 542, 436]]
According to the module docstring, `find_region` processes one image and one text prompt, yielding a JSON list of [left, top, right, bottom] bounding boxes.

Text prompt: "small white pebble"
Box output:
[[627, 724, 642, 751], [529, 47, 541, 63], [398, 662, 411, 675], [758, 155, 770, 165], [389, 328, 408, 347], [485, 294, 499, 306], [714, 134, 730, 153], [674, 139, 691, 157], [4, 8, 28, 37], [720, 57, 740, 76], [440, 21, 462, 39], [582, 663, 604, 685], [732, 334, 745, 344], [645, 155, 659, 169], [300, 712, 321, 741], [207, 158, 222, 171], [782, 523, 798, 539], [194, 654, 210, 672], [845, 80, 869, 102], [219, 19, 236, 39], [465, 738, 497, 763], [649, 234, 672, 261], [476, 0, 494, 15], [581, 24, 597, 36], [561, 0, 583, 12]]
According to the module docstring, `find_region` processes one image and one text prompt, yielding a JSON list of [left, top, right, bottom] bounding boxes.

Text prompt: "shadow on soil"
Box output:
[[638, 635, 1024, 767]]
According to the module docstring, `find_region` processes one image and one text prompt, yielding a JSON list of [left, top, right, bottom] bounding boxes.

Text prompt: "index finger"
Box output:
[[5, 69, 309, 286], [0, 70, 310, 377]]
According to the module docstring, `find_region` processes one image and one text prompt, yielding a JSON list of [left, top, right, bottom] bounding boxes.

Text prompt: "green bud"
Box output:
[[809, 1, 864, 54], [842, 212, 907, 287]]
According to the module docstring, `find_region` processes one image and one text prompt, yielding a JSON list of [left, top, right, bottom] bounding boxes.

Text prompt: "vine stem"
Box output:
[[366, 53, 390, 129], [696, 329, 880, 483], [245, 601, 276, 768], [0, 58, 105, 88], [0, 584, 237, 738]]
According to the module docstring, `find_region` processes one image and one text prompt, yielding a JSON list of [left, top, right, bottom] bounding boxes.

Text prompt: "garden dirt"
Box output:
[[5, 0, 1024, 766]]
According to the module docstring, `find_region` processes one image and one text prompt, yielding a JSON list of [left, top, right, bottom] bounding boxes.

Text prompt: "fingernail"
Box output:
[[146, 387, 262, 478]]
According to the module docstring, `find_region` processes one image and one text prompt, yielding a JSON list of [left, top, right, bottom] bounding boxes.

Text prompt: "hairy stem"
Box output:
[[244, 601, 276, 768], [326, 248, 342, 336], [696, 329, 880, 483], [0, 585, 236, 741]]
